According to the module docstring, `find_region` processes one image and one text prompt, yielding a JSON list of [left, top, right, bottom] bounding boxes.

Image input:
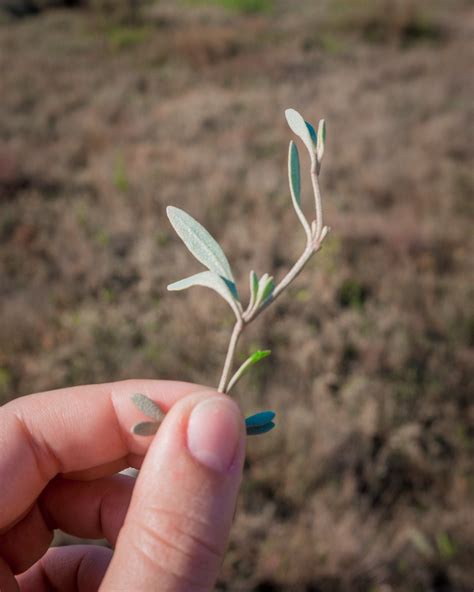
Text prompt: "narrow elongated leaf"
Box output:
[[263, 279, 274, 301], [246, 422, 276, 436], [317, 119, 326, 163], [132, 421, 159, 436], [288, 141, 311, 238], [248, 270, 259, 311], [168, 271, 241, 318], [251, 271, 259, 297], [285, 108, 316, 158], [245, 410, 276, 428], [258, 275, 274, 304], [226, 349, 271, 392], [251, 273, 267, 311], [250, 274, 274, 313], [258, 272, 269, 290], [131, 393, 165, 421], [167, 206, 235, 283], [289, 141, 301, 206]]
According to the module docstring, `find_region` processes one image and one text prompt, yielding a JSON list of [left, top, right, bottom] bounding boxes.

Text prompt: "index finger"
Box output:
[[0, 379, 211, 531]]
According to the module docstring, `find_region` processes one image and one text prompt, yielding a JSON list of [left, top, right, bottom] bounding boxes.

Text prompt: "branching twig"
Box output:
[[217, 110, 328, 393]]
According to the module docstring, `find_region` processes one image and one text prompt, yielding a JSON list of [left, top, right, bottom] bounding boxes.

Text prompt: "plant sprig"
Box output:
[[131, 108, 329, 437]]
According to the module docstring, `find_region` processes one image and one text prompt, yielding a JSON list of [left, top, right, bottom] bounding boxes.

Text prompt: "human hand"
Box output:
[[0, 380, 246, 591]]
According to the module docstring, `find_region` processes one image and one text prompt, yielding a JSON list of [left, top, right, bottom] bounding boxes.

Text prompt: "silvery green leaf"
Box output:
[[285, 108, 316, 159], [222, 277, 240, 302], [248, 270, 259, 311], [168, 271, 241, 318], [245, 410, 276, 428], [166, 206, 235, 283], [258, 272, 269, 289], [289, 141, 301, 206], [317, 119, 326, 163], [251, 270, 259, 299], [248, 274, 275, 314], [132, 421, 159, 436], [288, 142, 311, 238], [226, 349, 271, 392], [258, 275, 274, 304], [131, 393, 165, 421], [251, 273, 271, 311], [306, 120, 318, 145], [246, 421, 276, 436]]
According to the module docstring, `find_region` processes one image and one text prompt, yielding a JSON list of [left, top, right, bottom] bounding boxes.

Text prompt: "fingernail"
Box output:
[[187, 397, 242, 473]]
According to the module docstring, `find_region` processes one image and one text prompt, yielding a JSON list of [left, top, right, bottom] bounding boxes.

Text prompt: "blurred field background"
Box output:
[[1, 0, 473, 590]]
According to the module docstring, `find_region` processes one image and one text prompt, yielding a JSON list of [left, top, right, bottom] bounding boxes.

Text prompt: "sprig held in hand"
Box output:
[[131, 108, 329, 437]]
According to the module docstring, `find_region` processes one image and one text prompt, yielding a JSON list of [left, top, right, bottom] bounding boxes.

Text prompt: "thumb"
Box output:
[[101, 391, 245, 592]]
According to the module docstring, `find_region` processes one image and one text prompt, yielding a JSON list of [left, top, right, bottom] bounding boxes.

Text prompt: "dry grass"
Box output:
[[0, 0, 473, 590]]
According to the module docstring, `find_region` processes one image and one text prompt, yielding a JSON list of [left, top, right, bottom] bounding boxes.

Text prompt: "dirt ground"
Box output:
[[1, 1, 473, 590]]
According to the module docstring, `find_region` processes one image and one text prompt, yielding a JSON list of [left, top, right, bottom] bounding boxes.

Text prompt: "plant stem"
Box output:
[[220, 240, 320, 393], [219, 147, 325, 394], [218, 318, 243, 393]]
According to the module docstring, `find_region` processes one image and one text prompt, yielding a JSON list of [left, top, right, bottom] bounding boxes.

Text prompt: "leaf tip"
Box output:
[[285, 107, 302, 127], [166, 205, 180, 224], [132, 421, 159, 436]]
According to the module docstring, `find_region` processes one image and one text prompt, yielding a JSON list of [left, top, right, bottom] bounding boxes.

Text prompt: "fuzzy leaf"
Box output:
[[168, 271, 241, 317], [248, 270, 259, 311], [131, 393, 165, 421], [250, 274, 275, 313], [245, 410, 276, 428], [132, 421, 159, 436], [257, 272, 269, 290], [289, 141, 301, 206], [260, 275, 275, 303], [251, 270, 259, 299], [226, 349, 271, 392], [222, 277, 240, 302], [288, 141, 311, 237], [167, 206, 235, 283], [246, 422, 276, 436], [285, 108, 316, 158], [306, 120, 318, 145], [317, 119, 326, 163]]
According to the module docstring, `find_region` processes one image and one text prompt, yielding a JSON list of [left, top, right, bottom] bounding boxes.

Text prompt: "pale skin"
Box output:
[[0, 380, 246, 591]]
